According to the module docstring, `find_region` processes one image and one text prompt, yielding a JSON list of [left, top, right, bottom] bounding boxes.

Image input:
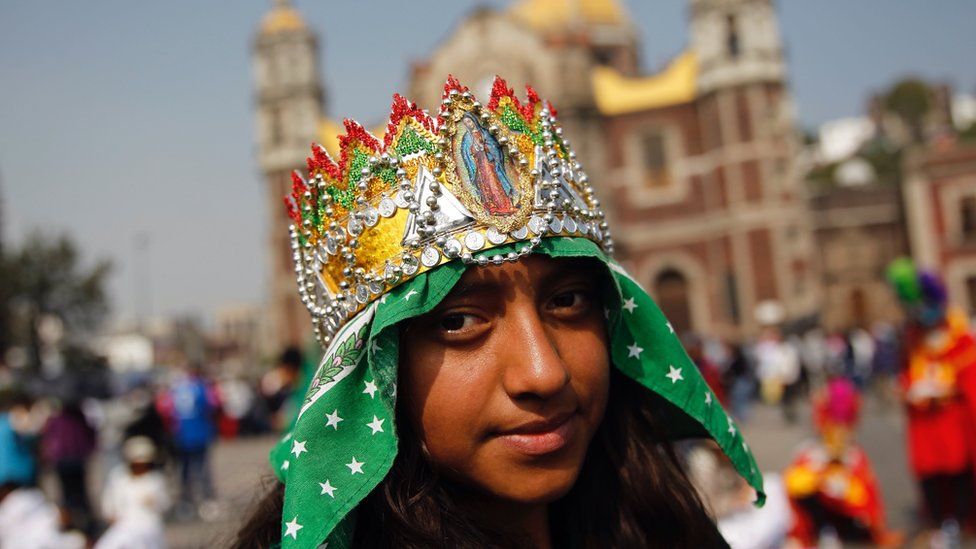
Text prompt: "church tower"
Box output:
[[687, 0, 818, 333], [253, 0, 324, 348], [690, 0, 785, 93]]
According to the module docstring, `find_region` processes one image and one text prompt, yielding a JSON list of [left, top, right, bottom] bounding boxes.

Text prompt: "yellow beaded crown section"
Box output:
[[284, 76, 613, 346]]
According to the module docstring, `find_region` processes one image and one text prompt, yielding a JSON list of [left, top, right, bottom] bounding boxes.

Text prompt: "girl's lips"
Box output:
[[495, 413, 578, 456]]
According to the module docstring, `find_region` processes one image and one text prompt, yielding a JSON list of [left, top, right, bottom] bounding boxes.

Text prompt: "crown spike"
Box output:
[[283, 195, 301, 224], [438, 75, 470, 125], [290, 170, 309, 199], [307, 143, 340, 180], [385, 93, 436, 149], [523, 85, 542, 120], [339, 118, 382, 154], [487, 75, 517, 113], [441, 74, 469, 99], [335, 119, 383, 186], [546, 100, 558, 118]]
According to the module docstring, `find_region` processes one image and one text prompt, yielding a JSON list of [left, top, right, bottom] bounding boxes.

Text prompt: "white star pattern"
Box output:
[[728, 417, 737, 436], [367, 415, 385, 435], [284, 516, 303, 539], [626, 342, 643, 359], [319, 480, 336, 498], [666, 365, 683, 384], [325, 409, 343, 430], [404, 289, 419, 302], [369, 339, 381, 354], [290, 439, 308, 458], [363, 380, 378, 399], [621, 297, 637, 313], [380, 294, 388, 304], [666, 321, 674, 334], [281, 460, 290, 471], [346, 457, 365, 475], [704, 391, 712, 405]]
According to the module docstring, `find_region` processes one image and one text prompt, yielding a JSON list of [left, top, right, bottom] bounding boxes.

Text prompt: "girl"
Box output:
[[234, 77, 763, 548]]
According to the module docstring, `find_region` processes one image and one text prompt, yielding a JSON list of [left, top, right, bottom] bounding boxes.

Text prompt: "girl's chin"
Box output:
[[481, 465, 583, 505]]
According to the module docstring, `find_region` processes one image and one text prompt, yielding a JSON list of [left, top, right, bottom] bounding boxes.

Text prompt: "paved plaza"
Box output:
[[162, 396, 919, 548]]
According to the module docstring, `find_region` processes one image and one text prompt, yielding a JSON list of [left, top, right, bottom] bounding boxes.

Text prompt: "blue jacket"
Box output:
[[0, 413, 36, 486]]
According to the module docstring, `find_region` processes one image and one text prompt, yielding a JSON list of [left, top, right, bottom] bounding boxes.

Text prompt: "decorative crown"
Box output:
[[284, 76, 613, 346]]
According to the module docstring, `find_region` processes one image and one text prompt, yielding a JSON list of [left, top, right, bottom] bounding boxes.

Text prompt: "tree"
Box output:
[[0, 231, 111, 370], [884, 79, 933, 143]]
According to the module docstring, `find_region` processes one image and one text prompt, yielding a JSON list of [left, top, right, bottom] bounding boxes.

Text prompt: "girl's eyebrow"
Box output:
[[538, 260, 600, 288], [445, 280, 501, 301]]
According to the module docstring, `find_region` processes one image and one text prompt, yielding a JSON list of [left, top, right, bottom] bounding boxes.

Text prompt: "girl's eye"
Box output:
[[549, 290, 590, 311], [439, 313, 476, 332]]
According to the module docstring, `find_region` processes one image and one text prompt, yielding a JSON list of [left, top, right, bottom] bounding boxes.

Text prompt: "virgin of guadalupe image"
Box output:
[[458, 114, 518, 215]]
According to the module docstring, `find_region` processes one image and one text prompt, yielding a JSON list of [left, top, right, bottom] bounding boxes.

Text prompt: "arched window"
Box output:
[[725, 14, 740, 59], [849, 287, 867, 329], [960, 194, 976, 243], [269, 105, 284, 146], [654, 268, 692, 336], [641, 129, 671, 188]]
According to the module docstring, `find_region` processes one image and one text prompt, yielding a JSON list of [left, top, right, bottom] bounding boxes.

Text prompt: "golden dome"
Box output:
[[509, 0, 626, 31], [592, 50, 698, 116], [259, 4, 306, 35]]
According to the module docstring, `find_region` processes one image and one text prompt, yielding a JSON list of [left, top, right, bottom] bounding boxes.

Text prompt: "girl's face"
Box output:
[[400, 256, 610, 505]]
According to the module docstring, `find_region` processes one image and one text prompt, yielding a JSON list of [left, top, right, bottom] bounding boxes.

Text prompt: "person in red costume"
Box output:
[[888, 258, 976, 547], [784, 376, 902, 547]]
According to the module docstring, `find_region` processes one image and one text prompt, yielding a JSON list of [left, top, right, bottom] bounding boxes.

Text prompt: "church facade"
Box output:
[[252, 0, 819, 348]]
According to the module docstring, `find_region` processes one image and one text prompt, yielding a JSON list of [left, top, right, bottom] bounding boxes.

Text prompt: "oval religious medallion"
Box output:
[[440, 98, 533, 234]]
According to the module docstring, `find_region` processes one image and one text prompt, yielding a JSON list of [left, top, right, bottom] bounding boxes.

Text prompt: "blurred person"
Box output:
[[41, 399, 97, 533], [215, 375, 255, 438], [683, 441, 791, 549], [800, 328, 828, 389], [159, 363, 218, 518], [755, 326, 802, 423], [783, 376, 901, 547], [786, 334, 811, 400], [122, 385, 170, 464], [888, 258, 976, 546], [0, 392, 40, 488], [846, 327, 875, 389], [685, 333, 727, 405], [90, 382, 170, 482], [870, 321, 901, 406], [723, 343, 755, 422], [260, 346, 303, 431], [95, 436, 170, 549], [0, 392, 85, 548], [0, 482, 86, 549], [824, 332, 848, 376]]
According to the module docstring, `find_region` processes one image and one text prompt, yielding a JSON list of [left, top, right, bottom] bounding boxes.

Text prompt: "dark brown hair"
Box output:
[[232, 370, 727, 548]]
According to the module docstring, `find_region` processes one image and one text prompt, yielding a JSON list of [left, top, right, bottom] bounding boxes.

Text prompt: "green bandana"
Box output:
[[269, 237, 764, 548]]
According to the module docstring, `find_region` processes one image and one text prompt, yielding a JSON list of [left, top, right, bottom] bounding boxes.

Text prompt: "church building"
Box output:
[[252, 0, 819, 347]]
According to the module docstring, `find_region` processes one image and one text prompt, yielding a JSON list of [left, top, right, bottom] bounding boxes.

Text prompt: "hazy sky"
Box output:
[[1, 1, 974, 327]]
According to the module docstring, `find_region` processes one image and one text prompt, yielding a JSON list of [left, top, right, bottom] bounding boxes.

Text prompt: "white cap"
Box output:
[[122, 436, 156, 464]]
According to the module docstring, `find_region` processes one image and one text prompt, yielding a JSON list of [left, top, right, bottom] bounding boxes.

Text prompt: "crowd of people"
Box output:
[[687, 322, 903, 428], [0, 348, 308, 548], [4, 259, 976, 548], [681, 259, 976, 548]]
